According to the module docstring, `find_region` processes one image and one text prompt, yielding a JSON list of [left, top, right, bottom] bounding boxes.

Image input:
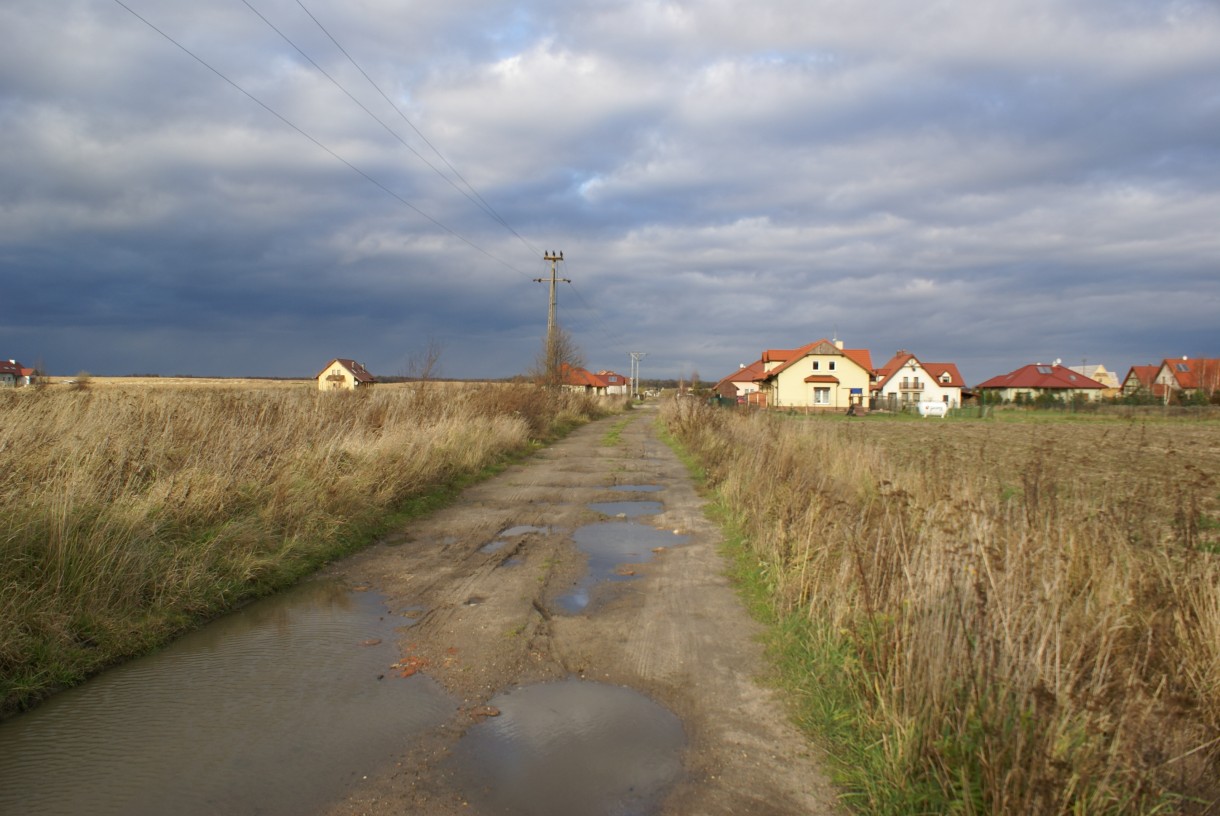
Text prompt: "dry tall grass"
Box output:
[[0, 382, 616, 714], [664, 401, 1220, 814]]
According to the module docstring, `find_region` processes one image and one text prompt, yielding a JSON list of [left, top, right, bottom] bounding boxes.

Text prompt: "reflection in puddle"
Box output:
[[610, 484, 663, 492], [446, 679, 684, 816], [588, 500, 663, 518], [480, 524, 549, 554], [0, 580, 454, 816], [556, 521, 689, 613]]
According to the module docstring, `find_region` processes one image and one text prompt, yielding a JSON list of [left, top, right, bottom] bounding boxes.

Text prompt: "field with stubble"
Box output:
[[0, 379, 619, 715], [664, 402, 1220, 814]]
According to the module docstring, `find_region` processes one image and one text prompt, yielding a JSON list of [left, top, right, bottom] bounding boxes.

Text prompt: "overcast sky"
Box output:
[[3, 0, 1218, 384]]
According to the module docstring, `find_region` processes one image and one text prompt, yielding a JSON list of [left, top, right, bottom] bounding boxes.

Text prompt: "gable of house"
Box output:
[[1122, 365, 1160, 396]]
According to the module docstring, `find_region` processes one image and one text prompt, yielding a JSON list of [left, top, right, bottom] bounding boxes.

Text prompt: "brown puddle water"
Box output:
[[0, 580, 453, 816], [445, 678, 685, 816]]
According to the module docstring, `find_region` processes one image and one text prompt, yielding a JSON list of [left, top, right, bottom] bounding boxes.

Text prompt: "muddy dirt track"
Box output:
[[320, 405, 842, 816]]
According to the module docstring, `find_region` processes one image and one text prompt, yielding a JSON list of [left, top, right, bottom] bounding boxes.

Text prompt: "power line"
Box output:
[[292, 0, 543, 259], [108, 0, 534, 280]]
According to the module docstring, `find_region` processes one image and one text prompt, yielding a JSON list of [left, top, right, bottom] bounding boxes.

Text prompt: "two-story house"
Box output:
[[757, 339, 873, 410], [872, 351, 965, 410]]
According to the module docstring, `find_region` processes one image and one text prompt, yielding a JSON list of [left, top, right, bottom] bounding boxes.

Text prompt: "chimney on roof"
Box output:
[[1183, 355, 1189, 360], [834, 340, 844, 350]]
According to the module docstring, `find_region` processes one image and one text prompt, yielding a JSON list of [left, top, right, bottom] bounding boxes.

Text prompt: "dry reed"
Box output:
[[0, 382, 616, 714], [664, 400, 1220, 814]]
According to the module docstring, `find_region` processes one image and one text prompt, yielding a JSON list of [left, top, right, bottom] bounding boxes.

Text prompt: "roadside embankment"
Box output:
[[0, 382, 621, 715], [662, 399, 1220, 814]]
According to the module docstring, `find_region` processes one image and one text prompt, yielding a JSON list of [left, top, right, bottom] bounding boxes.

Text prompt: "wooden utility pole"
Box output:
[[534, 251, 570, 384]]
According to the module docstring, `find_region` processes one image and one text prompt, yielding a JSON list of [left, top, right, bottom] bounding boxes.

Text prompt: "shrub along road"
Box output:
[[319, 404, 841, 815]]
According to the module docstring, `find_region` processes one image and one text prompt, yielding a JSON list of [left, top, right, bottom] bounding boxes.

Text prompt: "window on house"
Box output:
[[813, 387, 830, 404], [1177, 363, 1190, 372], [829, 361, 836, 371], [812, 361, 820, 371]]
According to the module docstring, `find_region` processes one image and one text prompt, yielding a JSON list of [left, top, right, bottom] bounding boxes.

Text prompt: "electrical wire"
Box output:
[[293, 0, 544, 260], [109, 0, 535, 280]]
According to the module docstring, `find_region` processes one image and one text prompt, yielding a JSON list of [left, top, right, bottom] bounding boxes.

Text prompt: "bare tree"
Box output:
[[529, 326, 584, 389], [404, 338, 444, 383]]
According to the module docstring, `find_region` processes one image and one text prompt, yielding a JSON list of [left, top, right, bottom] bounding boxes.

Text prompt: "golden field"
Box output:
[[0, 379, 619, 715], [664, 402, 1220, 814]]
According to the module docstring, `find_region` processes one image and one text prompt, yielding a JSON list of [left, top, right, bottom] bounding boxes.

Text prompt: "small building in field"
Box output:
[[316, 358, 376, 391], [0, 359, 30, 388], [558, 364, 631, 396], [976, 363, 1106, 403]]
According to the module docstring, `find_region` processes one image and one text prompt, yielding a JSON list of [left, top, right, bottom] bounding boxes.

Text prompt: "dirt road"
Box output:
[[321, 405, 841, 815]]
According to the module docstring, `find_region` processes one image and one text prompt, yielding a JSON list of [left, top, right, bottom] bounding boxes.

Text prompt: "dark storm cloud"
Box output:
[[2, 0, 1218, 383]]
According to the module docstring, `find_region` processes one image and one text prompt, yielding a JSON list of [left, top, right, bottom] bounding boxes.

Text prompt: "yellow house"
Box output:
[[316, 358, 375, 391], [759, 339, 874, 410]]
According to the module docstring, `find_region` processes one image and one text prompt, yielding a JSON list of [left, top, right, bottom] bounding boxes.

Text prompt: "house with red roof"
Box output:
[[756, 338, 873, 411], [872, 350, 965, 411], [315, 358, 376, 391], [713, 359, 768, 404], [1153, 357, 1220, 403], [976, 363, 1106, 403], [0, 359, 31, 388], [558, 364, 631, 396], [1121, 365, 1163, 399]]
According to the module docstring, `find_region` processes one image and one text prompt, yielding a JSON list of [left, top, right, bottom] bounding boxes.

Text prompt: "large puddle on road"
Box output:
[[0, 580, 453, 816], [588, 500, 663, 518], [556, 520, 689, 613], [445, 678, 685, 816]]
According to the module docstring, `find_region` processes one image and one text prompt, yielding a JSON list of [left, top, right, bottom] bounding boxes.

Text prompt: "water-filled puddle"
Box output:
[[480, 524, 549, 553], [588, 500, 663, 518], [0, 580, 454, 816], [556, 521, 689, 613], [445, 679, 685, 816], [611, 484, 663, 492]]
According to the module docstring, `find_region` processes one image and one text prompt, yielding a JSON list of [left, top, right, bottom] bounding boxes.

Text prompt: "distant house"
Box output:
[[976, 363, 1106, 403], [0, 359, 30, 388], [1121, 365, 1162, 399], [1153, 357, 1220, 402], [872, 350, 965, 410], [714, 359, 767, 404], [558, 364, 630, 396], [1067, 364, 1120, 392], [596, 370, 631, 396], [757, 339, 873, 411], [316, 358, 375, 391]]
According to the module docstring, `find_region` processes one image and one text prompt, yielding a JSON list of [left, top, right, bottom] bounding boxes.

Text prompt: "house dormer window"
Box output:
[[940, 373, 951, 383]]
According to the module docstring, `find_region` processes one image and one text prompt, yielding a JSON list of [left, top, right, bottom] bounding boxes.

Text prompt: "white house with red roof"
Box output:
[[1153, 357, 1220, 402], [757, 339, 873, 410], [976, 363, 1106, 402], [873, 351, 965, 410], [0, 359, 31, 387], [559, 364, 631, 396]]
